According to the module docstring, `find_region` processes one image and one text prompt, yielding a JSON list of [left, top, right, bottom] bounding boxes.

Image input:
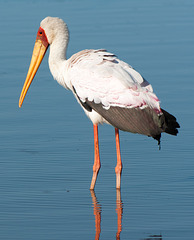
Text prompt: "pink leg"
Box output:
[[115, 128, 122, 189], [90, 124, 101, 190]]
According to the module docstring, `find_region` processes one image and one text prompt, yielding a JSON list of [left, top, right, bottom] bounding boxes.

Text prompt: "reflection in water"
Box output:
[[90, 189, 123, 240], [116, 189, 123, 240], [91, 190, 101, 240], [90, 190, 162, 240], [143, 235, 162, 240]]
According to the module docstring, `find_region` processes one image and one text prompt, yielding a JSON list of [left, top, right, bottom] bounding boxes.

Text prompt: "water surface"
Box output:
[[0, 0, 194, 239]]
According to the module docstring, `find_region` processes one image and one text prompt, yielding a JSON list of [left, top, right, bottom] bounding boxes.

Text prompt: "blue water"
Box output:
[[0, 0, 194, 239]]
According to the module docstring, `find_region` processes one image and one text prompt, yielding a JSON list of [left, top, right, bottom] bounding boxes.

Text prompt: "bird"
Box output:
[[19, 17, 180, 190]]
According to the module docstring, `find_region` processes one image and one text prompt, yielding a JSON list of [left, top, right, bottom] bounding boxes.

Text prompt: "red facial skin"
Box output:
[[36, 27, 49, 48]]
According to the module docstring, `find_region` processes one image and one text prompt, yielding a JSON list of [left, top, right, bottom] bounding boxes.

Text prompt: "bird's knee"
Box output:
[[115, 164, 122, 175], [93, 162, 101, 173]]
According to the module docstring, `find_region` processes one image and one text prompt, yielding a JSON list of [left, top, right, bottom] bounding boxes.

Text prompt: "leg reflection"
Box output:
[[90, 190, 101, 240], [90, 190, 123, 240], [116, 189, 123, 240]]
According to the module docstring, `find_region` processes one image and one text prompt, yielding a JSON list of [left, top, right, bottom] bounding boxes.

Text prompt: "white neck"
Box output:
[[48, 31, 69, 88]]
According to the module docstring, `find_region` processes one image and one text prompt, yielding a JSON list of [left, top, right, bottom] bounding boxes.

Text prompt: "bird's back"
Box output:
[[66, 49, 161, 111]]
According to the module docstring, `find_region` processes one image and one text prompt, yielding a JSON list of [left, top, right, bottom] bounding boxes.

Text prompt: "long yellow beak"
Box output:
[[19, 27, 49, 108]]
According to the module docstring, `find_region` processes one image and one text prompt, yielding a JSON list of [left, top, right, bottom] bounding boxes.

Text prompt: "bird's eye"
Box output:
[[39, 31, 42, 35]]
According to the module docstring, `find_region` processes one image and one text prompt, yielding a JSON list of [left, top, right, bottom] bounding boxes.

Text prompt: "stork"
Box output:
[[19, 17, 180, 189]]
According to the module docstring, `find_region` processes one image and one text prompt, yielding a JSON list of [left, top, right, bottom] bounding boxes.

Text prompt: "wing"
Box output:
[[66, 49, 161, 113], [65, 49, 179, 145], [86, 100, 164, 141]]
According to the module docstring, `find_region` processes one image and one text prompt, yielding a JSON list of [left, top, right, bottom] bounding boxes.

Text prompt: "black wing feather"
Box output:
[[73, 93, 180, 145], [86, 100, 164, 139]]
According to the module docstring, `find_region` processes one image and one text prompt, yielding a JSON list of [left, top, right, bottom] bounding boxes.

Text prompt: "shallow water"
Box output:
[[0, 0, 194, 239]]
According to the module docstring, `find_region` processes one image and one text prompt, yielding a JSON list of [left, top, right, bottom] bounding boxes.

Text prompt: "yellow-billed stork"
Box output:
[[19, 17, 180, 189]]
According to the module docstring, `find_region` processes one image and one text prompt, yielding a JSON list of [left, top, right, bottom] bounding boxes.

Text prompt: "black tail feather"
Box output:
[[161, 108, 180, 136]]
